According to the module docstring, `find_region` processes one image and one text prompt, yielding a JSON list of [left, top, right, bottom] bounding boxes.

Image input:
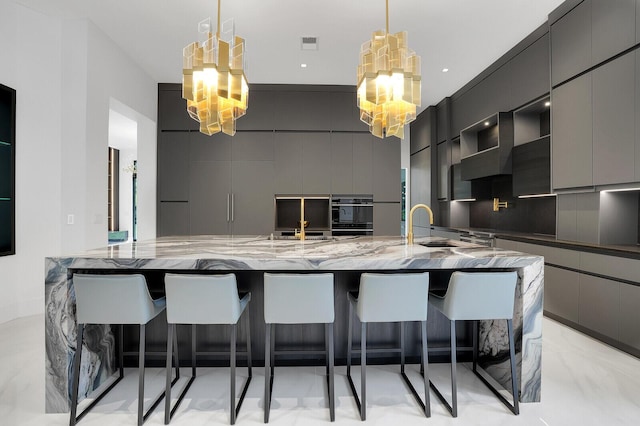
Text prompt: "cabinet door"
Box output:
[[373, 137, 401, 202], [273, 91, 332, 131], [620, 282, 640, 350], [551, 0, 592, 85], [544, 265, 579, 323], [158, 132, 190, 201], [235, 88, 276, 131], [591, 0, 635, 65], [436, 141, 450, 200], [232, 160, 275, 235], [410, 147, 431, 226], [512, 137, 550, 196], [189, 160, 231, 235], [302, 133, 331, 194], [158, 86, 199, 131], [552, 73, 593, 189], [330, 91, 367, 132], [352, 133, 373, 194], [231, 131, 275, 161], [635, 50, 640, 180], [373, 203, 401, 236], [510, 33, 550, 107], [578, 274, 620, 340], [330, 133, 353, 194], [158, 202, 190, 236], [592, 52, 635, 185], [274, 132, 303, 194]]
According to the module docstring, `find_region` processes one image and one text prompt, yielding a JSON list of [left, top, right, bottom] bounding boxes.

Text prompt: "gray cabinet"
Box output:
[[410, 146, 431, 227], [509, 33, 550, 108], [410, 109, 433, 155], [158, 85, 198, 131], [544, 265, 579, 323], [372, 137, 401, 202], [302, 133, 331, 194], [274, 132, 303, 194], [635, 50, 640, 180], [331, 133, 353, 194], [273, 91, 332, 131], [236, 88, 276, 131], [373, 203, 400, 236], [231, 131, 275, 161], [620, 282, 640, 350], [330, 91, 367, 132], [551, 0, 592, 85], [436, 141, 450, 200], [591, 0, 636, 65], [592, 52, 635, 185], [158, 202, 190, 236], [232, 160, 275, 235], [189, 160, 231, 235], [352, 134, 373, 194], [552, 73, 593, 189], [579, 274, 620, 340], [158, 132, 190, 201]]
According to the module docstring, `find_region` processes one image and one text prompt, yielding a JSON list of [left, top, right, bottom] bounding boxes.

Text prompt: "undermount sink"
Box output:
[[419, 241, 456, 248], [270, 235, 336, 241]]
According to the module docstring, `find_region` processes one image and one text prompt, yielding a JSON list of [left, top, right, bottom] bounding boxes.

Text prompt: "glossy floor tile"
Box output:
[[1, 315, 640, 425]]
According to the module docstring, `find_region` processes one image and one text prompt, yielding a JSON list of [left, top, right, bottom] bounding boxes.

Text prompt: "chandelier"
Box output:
[[182, 0, 248, 136], [357, 0, 421, 139]]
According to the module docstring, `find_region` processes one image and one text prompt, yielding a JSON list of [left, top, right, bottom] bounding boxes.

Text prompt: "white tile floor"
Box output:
[[1, 315, 640, 425]]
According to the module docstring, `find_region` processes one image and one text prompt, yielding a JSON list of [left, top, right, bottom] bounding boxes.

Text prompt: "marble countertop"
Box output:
[[48, 235, 542, 271]]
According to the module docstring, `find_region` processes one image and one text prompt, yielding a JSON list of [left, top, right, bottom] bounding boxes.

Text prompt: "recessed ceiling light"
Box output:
[[544, 101, 551, 107], [300, 63, 307, 68], [484, 121, 490, 126], [442, 68, 449, 73]]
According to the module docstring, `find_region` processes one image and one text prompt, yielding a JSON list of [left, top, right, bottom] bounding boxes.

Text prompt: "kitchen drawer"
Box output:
[[545, 265, 579, 323], [578, 274, 620, 340], [580, 252, 640, 283]]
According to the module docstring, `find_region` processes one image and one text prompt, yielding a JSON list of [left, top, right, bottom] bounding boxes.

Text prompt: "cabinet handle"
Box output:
[[227, 193, 230, 222], [231, 193, 235, 222]]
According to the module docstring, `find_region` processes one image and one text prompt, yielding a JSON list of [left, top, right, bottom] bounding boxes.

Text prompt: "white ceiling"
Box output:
[[17, 0, 565, 109]]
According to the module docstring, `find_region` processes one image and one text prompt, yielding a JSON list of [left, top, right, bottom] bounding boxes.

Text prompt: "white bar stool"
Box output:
[[163, 273, 252, 425], [346, 272, 431, 421], [263, 273, 335, 423], [428, 271, 519, 417], [70, 273, 175, 426]]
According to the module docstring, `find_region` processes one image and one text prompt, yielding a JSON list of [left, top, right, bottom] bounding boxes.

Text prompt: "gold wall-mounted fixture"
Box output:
[[493, 198, 508, 211], [407, 203, 433, 245], [356, 0, 421, 140], [182, 0, 248, 136]]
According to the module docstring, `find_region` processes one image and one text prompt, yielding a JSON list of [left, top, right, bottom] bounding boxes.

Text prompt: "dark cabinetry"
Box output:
[[460, 112, 513, 180], [0, 84, 15, 256]]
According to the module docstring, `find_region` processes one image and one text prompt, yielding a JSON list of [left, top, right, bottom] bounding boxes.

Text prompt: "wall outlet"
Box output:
[[67, 214, 74, 225]]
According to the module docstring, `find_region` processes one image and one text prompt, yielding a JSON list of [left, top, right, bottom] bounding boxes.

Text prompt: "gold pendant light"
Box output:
[[182, 0, 248, 136], [357, 0, 421, 139]]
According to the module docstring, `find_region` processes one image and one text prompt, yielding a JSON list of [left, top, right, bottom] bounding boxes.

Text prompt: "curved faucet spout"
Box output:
[[407, 204, 434, 245]]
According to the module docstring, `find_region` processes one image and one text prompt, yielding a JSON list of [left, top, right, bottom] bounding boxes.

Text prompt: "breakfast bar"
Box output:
[[44, 235, 543, 413]]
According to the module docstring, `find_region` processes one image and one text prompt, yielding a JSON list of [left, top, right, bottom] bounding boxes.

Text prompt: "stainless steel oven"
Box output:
[[331, 195, 373, 236]]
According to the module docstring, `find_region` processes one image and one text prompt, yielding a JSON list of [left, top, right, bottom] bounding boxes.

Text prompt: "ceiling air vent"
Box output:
[[301, 37, 318, 50]]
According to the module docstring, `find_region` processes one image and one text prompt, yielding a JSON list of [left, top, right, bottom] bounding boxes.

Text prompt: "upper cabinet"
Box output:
[[551, 0, 636, 86], [459, 112, 513, 180], [510, 33, 550, 108]]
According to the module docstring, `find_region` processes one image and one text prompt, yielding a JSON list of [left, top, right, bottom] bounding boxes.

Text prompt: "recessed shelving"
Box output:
[[514, 96, 551, 146], [0, 83, 16, 256], [459, 112, 513, 180]]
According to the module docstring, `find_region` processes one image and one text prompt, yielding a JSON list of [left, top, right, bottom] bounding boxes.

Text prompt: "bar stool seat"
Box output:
[[163, 273, 252, 425], [346, 272, 431, 421], [428, 271, 519, 417], [70, 273, 176, 426], [263, 272, 335, 423]]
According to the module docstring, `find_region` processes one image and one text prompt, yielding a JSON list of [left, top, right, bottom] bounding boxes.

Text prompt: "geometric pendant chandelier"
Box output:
[[182, 0, 249, 136], [357, 0, 421, 140]]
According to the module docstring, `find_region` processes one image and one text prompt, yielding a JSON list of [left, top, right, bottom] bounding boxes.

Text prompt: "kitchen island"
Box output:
[[44, 235, 543, 412]]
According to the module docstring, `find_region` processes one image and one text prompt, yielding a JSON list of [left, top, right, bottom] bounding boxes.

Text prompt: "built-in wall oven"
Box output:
[[331, 195, 373, 236]]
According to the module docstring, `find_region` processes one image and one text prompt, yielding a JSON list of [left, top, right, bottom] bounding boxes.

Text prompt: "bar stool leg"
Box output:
[[507, 319, 520, 415], [246, 308, 253, 377], [400, 321, 405, 374], [450, 320, 458, 418], [347, 298, 353, 377], [119, 324, 124, 379], [165, 324, 173, 425], [264, 323, 271, 423], [230, 324, 237, 425], [360, 322, 367, 421], [326, 323, 335, 421], [421, 320, 431, 418], [138, 324, 146, 426], [191, 324, 197, 377], [472, 320, 478, 372], [69, 323, 84, 426]]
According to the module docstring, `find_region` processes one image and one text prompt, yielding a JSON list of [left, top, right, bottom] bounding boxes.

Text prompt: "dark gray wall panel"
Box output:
[[330, 91, 368, 132], [189, 160, 231, 235], [231, 131, 275, 161], [510, 33, 550, 108], [302, 133, 331, 194], [620, 282, 640, 350], [557, 193, 578, 241], [544, 265, 579, 323], [274, 132, 303, 194], [273, 91, 332, 131], [591, 0, 636, 65], [189, 131, 231, 162], [232, 161, 275, 235], [352, 134, 373, 194], [409, 112, 431, 155], [158, 86, 198, 131], [330, 133, 353, 194], [410, 147, 431, 227], [373, 137, 401, 202], [576, 192, 600, 244], [158, 132, 190, 201], [236, 88, 276, 131], [578, 274, 619, 340], [373, 203, 401, 236], [159, 202, 190, 236]]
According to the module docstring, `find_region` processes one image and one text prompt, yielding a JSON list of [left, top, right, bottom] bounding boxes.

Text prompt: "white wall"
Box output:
[[0, 4, 158, 323], [0, 2, 63, 323]]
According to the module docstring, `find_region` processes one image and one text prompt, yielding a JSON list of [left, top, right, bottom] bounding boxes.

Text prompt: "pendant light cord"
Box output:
[[385, 0, 389, 34], [216, 0, 221, 38]]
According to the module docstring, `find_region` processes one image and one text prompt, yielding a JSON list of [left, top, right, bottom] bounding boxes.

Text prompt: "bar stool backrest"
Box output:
[[264, 273, 334, 324], [73, 274, 160, 325], [443, 271, 518, 321], [357, 272, 429, 322], [165, 273, 245, 324]]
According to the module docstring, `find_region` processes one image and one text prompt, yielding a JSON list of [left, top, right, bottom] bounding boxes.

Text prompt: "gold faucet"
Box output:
[[407, 203, 434, 245], [295, 198, 306, 241], [493, 197, 508, 212]]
